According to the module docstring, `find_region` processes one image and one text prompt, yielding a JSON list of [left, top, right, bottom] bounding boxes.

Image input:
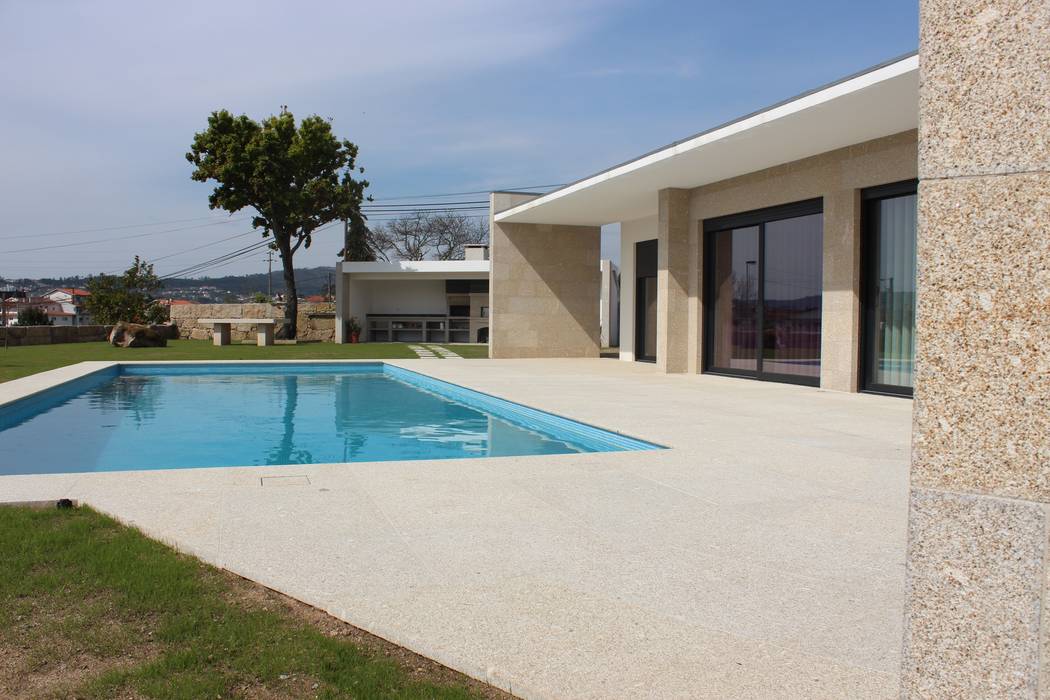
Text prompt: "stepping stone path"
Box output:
[[407, 345, 438, 359], [427, 345, 463, 359], [406, 345, 464, 359]]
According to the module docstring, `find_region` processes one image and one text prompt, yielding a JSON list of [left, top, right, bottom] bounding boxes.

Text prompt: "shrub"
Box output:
[[16, 306, 52, 326]]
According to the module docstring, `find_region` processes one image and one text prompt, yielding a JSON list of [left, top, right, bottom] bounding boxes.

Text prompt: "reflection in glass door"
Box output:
[[704, 200, 824, 386], [862, 182, 917, 395], [762, 214, 823, 380], [709, 226, 759, 372]]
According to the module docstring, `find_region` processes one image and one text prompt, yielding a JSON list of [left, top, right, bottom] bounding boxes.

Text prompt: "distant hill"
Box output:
[[161, 266, 336, 298], [1, 266, 336, 303]]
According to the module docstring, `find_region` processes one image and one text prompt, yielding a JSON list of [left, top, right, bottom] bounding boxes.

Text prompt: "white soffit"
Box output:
[[340, 260, 490, 280], [495, 53, 918, 227]]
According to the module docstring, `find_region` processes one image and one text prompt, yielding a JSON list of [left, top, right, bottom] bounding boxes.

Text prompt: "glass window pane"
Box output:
[[871, 194, 917, 389], [710, 226, 759, 372], [762, 213, 823, 378]]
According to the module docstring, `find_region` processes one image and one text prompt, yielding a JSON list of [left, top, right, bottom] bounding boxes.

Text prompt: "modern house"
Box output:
[[488, 14, 1048, 691], [489, 53, 918, 396], [335, 244, 491, 344]]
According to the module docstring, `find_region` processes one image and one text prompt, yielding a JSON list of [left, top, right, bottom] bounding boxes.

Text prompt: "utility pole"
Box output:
[[343, 218, 350, 261], [265, 250, 274, 299]]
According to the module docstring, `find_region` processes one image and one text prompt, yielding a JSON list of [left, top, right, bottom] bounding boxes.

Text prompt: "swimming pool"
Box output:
[[0, 363, 659, 475]]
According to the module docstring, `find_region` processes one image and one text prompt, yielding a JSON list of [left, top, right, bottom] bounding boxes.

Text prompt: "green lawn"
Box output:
[[0, 505, 503, 699], [0, 340, 489, 383]]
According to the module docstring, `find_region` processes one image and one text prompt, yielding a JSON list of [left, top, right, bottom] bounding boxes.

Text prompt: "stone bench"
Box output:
[[198, 318, 277, 347]]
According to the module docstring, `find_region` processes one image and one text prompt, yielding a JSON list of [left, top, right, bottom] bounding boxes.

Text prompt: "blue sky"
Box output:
[[0, 0, 917, 278]]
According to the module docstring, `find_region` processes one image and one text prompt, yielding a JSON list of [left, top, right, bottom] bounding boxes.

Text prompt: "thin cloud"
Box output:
[[572, 61, 700, 79]]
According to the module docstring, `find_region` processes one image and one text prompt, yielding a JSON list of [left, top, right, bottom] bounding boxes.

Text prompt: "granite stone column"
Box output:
[[489, 192, 602, 359], [901, 0, 1049, 695], [656, 188, 691, 373]]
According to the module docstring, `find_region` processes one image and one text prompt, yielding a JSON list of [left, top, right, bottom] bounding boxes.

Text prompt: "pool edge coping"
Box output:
[[0, 359, 668, 476]]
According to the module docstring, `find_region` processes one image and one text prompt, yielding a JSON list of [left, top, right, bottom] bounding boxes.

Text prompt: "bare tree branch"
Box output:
[[370, 212, 488, 262]]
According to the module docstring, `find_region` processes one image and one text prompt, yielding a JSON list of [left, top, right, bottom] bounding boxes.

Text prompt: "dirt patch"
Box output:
[[0, 594, 159, 700], [218, 569, 517, 700]]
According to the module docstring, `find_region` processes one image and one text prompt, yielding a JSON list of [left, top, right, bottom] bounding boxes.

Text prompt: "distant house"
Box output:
[[0, 290, 28, 326], [45, 309, 76, 326], [43, 288, 92, 326], [1, 295, 65, 326]]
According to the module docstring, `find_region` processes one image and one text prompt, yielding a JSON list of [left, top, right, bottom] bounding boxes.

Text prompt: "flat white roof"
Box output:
[[496, 52, 918, 226], [340, 259, 489, 280]]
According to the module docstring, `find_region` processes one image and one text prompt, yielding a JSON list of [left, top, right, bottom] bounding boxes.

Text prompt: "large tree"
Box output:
[[186, 108, 368, 338]]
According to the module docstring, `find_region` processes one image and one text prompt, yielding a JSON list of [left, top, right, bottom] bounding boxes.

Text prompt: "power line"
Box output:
[[361, 199, 489, 208], [366, 212, 489, 221], [3, 182, 561, 242], [146, 229, 263, 264], [6, 183, 546, 274], [160, 240, 272, 279], [159, 222, 341, 280], [0, 215, 250, 240], [362, 207, 489, 214], [2, 218, 249, 253], [371, 183, 564, 201]]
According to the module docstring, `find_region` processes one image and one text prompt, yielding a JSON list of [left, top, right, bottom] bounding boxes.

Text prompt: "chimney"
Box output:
[[464, 244, 489, 261]]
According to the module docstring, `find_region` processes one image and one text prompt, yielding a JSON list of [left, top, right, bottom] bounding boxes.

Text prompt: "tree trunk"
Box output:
[[276, 239, 298, 339]]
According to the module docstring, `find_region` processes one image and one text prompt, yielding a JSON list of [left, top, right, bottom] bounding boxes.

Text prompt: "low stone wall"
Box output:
[[0, 324, 112, 346], [169, 303, 336, 342]]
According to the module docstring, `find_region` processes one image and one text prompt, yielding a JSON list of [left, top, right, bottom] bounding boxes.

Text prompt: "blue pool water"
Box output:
[[0, 363, 658, 475]]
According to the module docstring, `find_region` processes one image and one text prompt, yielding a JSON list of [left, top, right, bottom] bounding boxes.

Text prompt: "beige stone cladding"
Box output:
[[489, 192, 601, 359], [902, 0, 1050, 695], [667, 130, 918, 390], [656, 188, 691, 373], [170, 302, 335, 342]]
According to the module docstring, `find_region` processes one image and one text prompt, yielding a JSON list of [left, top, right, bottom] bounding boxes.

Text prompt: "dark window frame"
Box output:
[[702, 198, 824, 388], [860, 179, 918, 398]]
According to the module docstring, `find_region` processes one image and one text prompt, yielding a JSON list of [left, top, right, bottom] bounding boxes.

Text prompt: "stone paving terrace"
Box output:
[[0, 358, 912, 699]]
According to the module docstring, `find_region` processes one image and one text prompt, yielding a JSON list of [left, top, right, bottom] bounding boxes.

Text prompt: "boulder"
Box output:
[[152, 323, 179, 340], [109, 322, 168, 348]]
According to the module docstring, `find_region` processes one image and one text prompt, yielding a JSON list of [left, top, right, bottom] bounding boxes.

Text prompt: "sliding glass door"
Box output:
[[704, 199, 823, 386], [708, 226, 759, 372], [862, 181, 918, 395]]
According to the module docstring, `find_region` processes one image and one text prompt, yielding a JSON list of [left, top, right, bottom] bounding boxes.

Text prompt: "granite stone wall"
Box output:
[[489, 192, 602, 359], [0, 325, 112, 346], [170, 303, 336, 342], [656, 188, 691, 373], [902, 0, 1050, 695]]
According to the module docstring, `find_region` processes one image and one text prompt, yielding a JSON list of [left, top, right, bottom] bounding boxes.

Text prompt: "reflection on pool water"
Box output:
[[0, 363, 659, 475]]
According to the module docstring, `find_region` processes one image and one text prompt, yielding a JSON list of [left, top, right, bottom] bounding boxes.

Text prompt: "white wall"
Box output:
[[342, 278, 451, 341], [618, 215, 658, 361], [362, 279, 448, 315], [600, 260, 620, 347]]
